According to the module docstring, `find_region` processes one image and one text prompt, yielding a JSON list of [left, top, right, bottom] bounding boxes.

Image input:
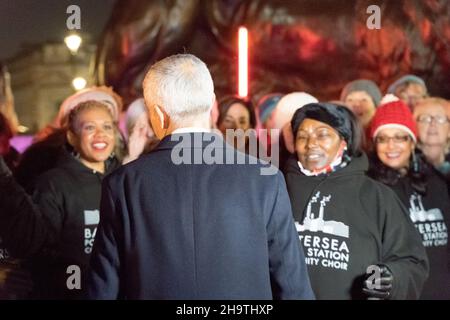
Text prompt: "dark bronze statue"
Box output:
[[93, 0, 450, 105]]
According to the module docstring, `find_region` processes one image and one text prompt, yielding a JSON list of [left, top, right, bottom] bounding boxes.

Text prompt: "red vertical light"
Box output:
[[238, 27, 248, 98]]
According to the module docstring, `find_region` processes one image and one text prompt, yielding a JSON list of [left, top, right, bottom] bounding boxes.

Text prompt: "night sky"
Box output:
[[0, 0, 117, 60]]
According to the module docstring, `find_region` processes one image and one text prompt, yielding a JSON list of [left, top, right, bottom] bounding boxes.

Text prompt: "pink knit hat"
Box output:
[[55, 86, 123, 127]]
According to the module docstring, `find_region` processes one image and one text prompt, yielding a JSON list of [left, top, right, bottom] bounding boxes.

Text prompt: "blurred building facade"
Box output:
[[6, 38, 95, 133]]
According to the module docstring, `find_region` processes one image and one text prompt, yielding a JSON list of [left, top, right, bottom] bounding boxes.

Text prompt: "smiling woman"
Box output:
[[283, 102, 428, 300], [67, 101, 116, 174], [368, 97, 450, 300], [294, 119, 346, 175], [23, 100, 121, 299]]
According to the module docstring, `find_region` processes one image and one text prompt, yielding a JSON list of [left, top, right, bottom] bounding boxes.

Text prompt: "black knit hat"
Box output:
[[291, 102, 362, 156]]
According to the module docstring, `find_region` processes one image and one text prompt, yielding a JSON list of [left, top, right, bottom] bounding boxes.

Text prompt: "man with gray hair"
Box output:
[[87, 54, 313, 299]]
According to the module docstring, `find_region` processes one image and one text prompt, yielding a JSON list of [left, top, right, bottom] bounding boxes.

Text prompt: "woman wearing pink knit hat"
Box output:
[[368, 96, 450, 299], [14, 86, 124, 188]]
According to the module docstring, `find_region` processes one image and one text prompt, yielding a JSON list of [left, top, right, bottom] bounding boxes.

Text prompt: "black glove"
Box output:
[[363, 264, 393, 300]]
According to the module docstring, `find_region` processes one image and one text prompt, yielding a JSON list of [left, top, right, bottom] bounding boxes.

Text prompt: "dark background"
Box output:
[[1, 0, 449, 104], [0, 0, 116, 60]]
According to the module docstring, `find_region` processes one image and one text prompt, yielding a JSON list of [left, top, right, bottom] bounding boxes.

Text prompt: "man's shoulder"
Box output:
[[106, 146, 282, 187], [104, 151, 166, 181]]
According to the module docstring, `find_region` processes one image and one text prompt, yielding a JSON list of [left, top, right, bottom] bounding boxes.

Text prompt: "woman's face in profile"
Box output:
[[295, 118, 344, 171]]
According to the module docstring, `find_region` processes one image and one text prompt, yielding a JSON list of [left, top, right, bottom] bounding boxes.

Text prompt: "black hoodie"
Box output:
[[2, 146, 119, 299], [382, 169, 450, 300], [283, 154, 429, 299]]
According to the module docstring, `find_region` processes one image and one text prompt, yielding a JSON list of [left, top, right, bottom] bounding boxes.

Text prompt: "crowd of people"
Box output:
[[0, 53, 449, 300]]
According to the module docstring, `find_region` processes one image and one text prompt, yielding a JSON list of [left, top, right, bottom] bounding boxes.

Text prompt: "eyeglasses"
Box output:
[[416, 114, 449, 125], [375, 135, 411, 144]]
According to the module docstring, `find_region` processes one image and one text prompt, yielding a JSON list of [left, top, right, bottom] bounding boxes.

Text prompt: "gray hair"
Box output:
[[142, 54, 214, 124]]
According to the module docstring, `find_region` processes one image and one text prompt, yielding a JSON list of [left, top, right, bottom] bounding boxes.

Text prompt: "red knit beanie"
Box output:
[[369, 97, 418, 142]]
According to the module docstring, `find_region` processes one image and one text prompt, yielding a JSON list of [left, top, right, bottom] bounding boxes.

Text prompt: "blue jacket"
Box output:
[[87, 132, 314, 299]]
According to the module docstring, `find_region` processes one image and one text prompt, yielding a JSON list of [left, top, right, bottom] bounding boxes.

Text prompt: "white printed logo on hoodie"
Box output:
[[408, 193, 448, 247], [83, 210, 99, 254], [296, 191, 350, 271]]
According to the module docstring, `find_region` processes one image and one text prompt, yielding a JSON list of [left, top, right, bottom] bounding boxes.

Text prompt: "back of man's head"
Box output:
[[143, 54, 215, 125]]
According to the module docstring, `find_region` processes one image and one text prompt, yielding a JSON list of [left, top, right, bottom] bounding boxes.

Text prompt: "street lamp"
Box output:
[[64, 33, 85, 91], [64, 33, 82, 54], [72, 77, 87, 91]]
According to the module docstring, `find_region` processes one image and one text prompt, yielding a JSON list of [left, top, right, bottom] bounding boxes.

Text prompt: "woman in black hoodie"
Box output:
[[283, 102, 428, 300], [0, 100, 120, 299], [368, 97, 450, 299], [26, 100, 120, 299]]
